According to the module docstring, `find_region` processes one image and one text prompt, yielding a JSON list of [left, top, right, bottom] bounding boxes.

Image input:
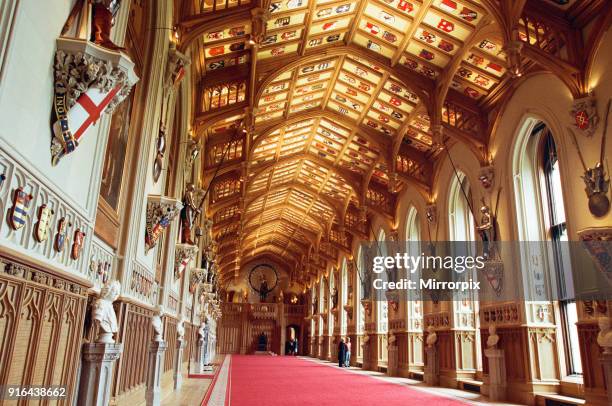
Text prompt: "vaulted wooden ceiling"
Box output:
[[174, 0, 609, 285]]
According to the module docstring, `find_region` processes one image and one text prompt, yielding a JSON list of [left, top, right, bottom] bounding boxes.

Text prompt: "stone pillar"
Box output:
[[601, 352, 612, 406], [387, 343, 399, 376], [198, 338, 212, 372], [77, 343, 123, 406], [424, 346, 439, 386], [484, 348, 506, 401], [174, 338, 185, 390], [145, 340, 167, 406]]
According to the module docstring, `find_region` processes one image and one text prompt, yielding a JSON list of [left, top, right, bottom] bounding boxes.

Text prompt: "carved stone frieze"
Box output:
[[0, 256, 87, 295], [128, 260, 158, 305], [424, 312, 450, 328], [481, 303, 521, 326]]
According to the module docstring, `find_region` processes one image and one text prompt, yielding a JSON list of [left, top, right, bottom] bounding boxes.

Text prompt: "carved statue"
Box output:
[[477, 202, 497, 258], [331, 288, 338, 309], [180, 183, 200, 244], [92, 280, 121, 343], [151, 305, 164, 342], [597, 317, 612, 354], [426, 326, 437, 348], [177, 317, 185, 340], [486, 325, 500, 348], [91, 0, 124, 50], [259, 275, 270, 302], [198, 319, 209, 340]]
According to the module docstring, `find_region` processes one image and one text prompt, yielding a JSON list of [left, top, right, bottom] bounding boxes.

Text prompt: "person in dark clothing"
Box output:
[[338, 338, 346, 367]]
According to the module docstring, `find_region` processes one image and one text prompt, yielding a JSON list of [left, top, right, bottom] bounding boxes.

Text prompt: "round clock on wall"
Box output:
[[248, 264, 279, 302]]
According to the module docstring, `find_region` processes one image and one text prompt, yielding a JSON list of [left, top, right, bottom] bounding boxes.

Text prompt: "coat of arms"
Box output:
[[34, 204, 55, 242], [570, 96, 599, 137], [8, 188, 33, 230], [71, 229, 86, 260], [54, 217, 70, 252]]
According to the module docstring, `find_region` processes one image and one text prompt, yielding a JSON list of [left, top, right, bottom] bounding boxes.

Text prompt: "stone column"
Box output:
[[146, 340, 167, 406], [424, 328, 439, 386], [484, 348, 506, 401], [424, 345, 439, 386], [198, 338, 206, 372], [77, 343, 123, 406], [174, 338, 185, 390], [387, 331, 399, 376]]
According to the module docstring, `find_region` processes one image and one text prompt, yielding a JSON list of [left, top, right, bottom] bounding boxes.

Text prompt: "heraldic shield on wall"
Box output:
[[50, 38, 139, 166]]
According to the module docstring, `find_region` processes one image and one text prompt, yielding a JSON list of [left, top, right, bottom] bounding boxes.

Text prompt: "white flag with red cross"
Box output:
[[52, 84, 122, 165]]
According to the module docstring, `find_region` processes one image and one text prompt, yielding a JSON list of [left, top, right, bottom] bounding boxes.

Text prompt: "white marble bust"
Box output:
[[151, 305, 164, 342], [597, 317, 612, 354], [198, 319, 208, 339], [177, 317, 186, 340], [486, 325, 500, 348], [92, 280, 121, 343], [426, 326, 437, 348]]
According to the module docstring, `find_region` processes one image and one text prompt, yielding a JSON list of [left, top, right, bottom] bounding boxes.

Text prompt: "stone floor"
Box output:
[[159, 375, 213, 406]]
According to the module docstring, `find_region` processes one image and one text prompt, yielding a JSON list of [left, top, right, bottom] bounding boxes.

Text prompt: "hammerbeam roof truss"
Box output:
[[176, 0, 609, 282]]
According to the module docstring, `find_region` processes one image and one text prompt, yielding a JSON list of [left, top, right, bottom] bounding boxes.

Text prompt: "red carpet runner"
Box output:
[[227, 355, 467, 405]]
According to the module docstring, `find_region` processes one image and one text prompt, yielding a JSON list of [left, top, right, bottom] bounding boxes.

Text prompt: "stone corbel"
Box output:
[[431, 124, 444, 147], [145, 195, 183, 252], [51, 37, 139, 166], [250, 8, 271, 46], [504, 40, 524, 78], [165, 42, 191, 91], [175, 243, 199, 280], [361, 299, 372, 316], [425, 204, 437, 225], [189, 267, 208, 293], [478, 164, 495, 190]]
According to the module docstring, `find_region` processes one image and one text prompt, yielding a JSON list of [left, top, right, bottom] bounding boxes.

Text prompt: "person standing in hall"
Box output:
[[338, 338, 346, 367], [344, 337, 351, 367]]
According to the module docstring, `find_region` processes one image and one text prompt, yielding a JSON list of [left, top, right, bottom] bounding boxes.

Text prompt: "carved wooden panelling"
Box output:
[[0, 256, 88, 405], [578, 323, 605, 390], [163, 316, 178, 373], [112, 301, 154, 400]]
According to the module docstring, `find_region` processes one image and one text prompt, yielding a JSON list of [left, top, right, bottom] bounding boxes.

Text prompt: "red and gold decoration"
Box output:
[[145, 195, 183, 252], [71, 229, 86, 260], [54, 217, 71, 253], [34, 204, 55, 242], [8, 188, 33, 230], [174, 243, 199, 280]]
